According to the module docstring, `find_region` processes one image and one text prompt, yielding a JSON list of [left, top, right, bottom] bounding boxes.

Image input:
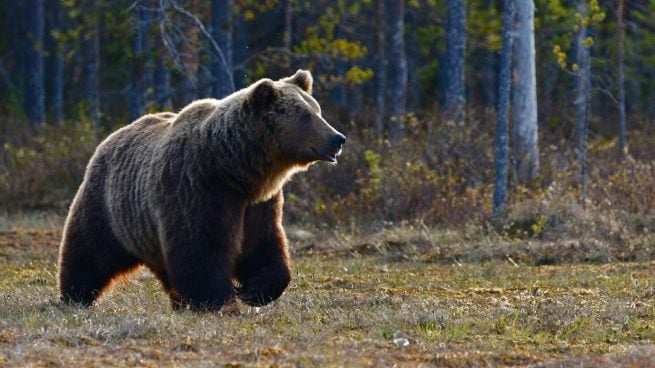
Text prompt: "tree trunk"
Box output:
[[51, 0, 64, 125], [387, 0, 407, 143], [25, 0, 45, 126], [179, 22, 199, 105], [575, 0, 591, 205], [333, 25, 348, 121], [211, 0, 234, 98], [511, 0, 539, 183], [283, 0, 293, 51], [493, 0, 514, 220], [154, 56, 172, 111], [130, 5, 147, 121], [482, 49, 497, 108], [83, 26, 100, 129], [374, 0, 386, 139], [617, 0, 627, 158], [444, 0, 466, 126], [5, 2, 26, 93], [480, 0, 497, 108], [232, 16, 247, 90]]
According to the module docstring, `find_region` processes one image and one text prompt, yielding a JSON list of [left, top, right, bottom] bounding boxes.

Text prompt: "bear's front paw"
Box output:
[[236, 271, 291, 307]]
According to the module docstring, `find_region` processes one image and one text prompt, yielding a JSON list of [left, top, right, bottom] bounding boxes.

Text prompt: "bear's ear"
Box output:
[[250, 79, 280, 108], [280, 69, 313, 94]]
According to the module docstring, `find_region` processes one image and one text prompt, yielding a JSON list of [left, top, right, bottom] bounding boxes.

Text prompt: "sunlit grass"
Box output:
[[0, 215, 654, 366]]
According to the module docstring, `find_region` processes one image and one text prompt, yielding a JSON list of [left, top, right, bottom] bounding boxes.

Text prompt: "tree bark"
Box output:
[[493, 0, 514, 219], [179, 21, 199, 105], [154, 55, 172, 110], [480, 0, 497, 108], [444, 0, 466, 126], [575, 0, 591, 205], [130, 4, 148, 121], [5, 2, 26, 92], [374, 0, 386, 139], [333, 25, 348, 117], [387, 0, 407, 143], [617, 0, 627, 158], [25, 0, 46, 126], [83, 26, 100, 129], [211, 0, 234, 98], [283, 0, 293, 51], [511, 0, 539, 183], [51, 0, 64, 125]]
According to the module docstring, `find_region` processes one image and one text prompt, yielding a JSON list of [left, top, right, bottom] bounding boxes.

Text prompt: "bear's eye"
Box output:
[[301, 113, 312, 126]]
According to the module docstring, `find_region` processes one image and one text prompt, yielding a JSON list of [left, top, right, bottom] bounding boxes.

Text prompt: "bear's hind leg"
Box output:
[[59, 215, 140, 306], [235, 192, 291, 307]]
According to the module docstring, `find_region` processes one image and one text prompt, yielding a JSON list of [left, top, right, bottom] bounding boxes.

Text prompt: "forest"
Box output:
[[1, 0, 655, 366]]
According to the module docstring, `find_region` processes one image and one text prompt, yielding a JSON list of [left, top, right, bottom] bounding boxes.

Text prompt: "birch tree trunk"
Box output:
[[511, 0, 539, 183], [374, 0, 386, 139], [25, 0, 45, 126], [387, 0, 407, 143], [575, 0, 591, 205], [617, 0, 627, 158], [493, 0, 514, 220], [444, 0, 466, 126], [211, 0, 234, 98]]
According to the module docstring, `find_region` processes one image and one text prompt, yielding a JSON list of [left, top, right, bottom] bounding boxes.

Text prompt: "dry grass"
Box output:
[[1, 213, 654, 367]]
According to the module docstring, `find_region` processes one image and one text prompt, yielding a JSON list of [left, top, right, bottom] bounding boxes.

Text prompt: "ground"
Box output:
[[0, 212, 654, 367]]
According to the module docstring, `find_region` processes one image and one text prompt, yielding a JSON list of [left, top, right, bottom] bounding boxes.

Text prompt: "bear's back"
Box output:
[[90, 112, 178, 259]]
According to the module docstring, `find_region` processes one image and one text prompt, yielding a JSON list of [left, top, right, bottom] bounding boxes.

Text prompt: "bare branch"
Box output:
[[127, 0, 144, 12], [168, 0, 234, 91]]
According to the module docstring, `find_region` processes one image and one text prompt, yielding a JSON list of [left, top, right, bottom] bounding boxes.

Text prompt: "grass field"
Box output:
[[1, 213, 654, 367]]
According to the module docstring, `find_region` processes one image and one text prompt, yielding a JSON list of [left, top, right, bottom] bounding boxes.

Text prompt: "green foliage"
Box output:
[[359, 149, 381, 201], [551, 0, 606, 72], [344, 65, 374, 85], [627, 1, 655, 109], [534, 0, 577, 102], [291, 1, 373, 91], [503, 213, 547, 239], [468, 1, 502, 52], [409, 1, 446, 100]]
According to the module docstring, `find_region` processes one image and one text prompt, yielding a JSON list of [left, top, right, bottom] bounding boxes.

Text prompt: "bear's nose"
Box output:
[[332, 134, 346, 150]]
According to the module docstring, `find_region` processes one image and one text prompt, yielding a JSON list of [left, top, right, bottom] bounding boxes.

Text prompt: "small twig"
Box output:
[[127, 0, 143, 12], [168, 0, 234, 91]]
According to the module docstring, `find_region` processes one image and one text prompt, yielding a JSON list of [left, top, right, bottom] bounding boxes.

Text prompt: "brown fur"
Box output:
[[58, 70, 345, 311]]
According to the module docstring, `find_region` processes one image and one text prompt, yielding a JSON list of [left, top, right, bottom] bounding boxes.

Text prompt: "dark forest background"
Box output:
[[1, 0, 654, 241]]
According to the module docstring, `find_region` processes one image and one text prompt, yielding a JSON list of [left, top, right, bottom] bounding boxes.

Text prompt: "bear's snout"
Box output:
[[332, 134, 346, 151]]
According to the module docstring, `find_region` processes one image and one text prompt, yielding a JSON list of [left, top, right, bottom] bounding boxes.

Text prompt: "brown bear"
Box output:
[[57, 70, 345, 311]]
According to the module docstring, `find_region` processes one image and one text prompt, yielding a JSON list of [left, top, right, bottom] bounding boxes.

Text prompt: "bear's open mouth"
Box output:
[[311, 147, 338, 163]]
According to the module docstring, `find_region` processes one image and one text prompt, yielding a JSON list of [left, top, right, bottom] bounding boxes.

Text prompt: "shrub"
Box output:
[[0, 119, 98, 209], [1, 110, 654, 256]]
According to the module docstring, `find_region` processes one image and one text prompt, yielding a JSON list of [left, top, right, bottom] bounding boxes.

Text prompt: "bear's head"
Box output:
[[248, 70, 346, 165]]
